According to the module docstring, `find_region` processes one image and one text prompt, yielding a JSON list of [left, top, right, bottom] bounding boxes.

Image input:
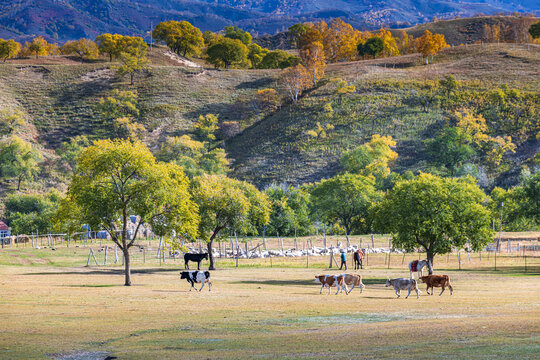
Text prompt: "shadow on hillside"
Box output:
[[23, 268, 181, 276], [235, 77, 274, 90], [184, 102, 245, 122]]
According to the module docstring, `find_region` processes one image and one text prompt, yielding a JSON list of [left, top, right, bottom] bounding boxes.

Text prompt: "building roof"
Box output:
[[0, 221, 9, 231]]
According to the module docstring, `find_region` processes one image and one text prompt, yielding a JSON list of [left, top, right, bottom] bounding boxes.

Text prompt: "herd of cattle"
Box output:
[[180, 253, 454, 298]]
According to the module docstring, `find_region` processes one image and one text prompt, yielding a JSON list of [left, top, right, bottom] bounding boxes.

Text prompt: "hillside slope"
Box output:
[[226, 43, 540, 188]]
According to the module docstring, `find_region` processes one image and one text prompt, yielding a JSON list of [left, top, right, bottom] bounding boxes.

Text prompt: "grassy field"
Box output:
[[0, 243, 538, 360]]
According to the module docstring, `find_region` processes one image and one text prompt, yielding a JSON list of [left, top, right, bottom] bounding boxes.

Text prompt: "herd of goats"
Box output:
[[180, 250, 454, 299]]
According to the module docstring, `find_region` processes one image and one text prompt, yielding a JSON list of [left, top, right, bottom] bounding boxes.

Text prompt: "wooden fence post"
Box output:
[[104, 246, 108, 266]]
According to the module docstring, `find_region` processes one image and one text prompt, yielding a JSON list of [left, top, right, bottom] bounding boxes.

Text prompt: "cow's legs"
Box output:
[[360, 260, 363, 269], [406, 287, 411, 299], [197, 261, 201, 270], [416, 288, 420, 299], [320, 284, 324, 294], [448, 284, 453, 295], [395, 288, 400, 298], [185, 260, 189, 270], [440, 286, 445, 296], [189, 280, 194, 291], [347, 285, 354, 295], [199, 282, 205, 291], [208, 281, 212, 292]]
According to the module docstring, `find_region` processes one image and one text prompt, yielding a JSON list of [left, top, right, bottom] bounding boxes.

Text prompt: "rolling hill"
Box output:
[[0, 42, 538, 195]]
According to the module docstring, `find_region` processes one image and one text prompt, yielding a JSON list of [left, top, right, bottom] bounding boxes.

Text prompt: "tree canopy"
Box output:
[[206, 38, 248, 69], [191, 175, 270, 269], [265, 185, 312, 237], [358, 37, 384, 59], [56, 139, 199, 285], [311, 173, 381, 244], [0, 39, 21, 62], [224, 26, 252, 45], [0, 135, 42, 191], [153, 21, 204, 57], [377, 173, 493, 272]]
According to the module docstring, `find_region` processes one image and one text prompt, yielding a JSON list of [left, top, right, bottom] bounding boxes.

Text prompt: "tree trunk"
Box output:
[[426, 249, 434, 275], [109, 54, 113, 62], [207, 240, 215, 270], [130, 73, 134, 85], [123, 247, 132, 286], [17, 175, 22, 191]]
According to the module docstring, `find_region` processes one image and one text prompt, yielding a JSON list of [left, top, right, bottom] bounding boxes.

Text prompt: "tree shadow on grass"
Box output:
[[232, 277, 387, 287], [23, 268, 181, 276]]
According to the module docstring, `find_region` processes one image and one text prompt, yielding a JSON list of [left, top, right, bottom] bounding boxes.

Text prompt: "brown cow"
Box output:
[[336, 274, 365, 295], [419, 275, 453, 296]]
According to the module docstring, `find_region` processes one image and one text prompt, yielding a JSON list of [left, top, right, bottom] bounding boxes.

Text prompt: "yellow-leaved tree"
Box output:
[[301, 41, 326, 86], [377, 28, 400, 57], [415, 30, 449, 64]]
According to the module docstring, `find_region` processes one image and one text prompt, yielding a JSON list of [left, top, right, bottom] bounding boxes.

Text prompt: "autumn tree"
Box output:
[[206, 38, 248, 69], [191, 175, 270, 270], [194, 114, 219, 144], [0, 39, 21, 62], [301, 41, 326, 86], [322, 18, 363, 62], [96, 33, 122, 61], [251, 89, 280, 119], [153, 20, 204, 57], [341, 134, 398, 185], [278, 64, 310, 102], [396, 30, 415, 54], [56, 139, 199, 286], [377, 173, 493, 272], [0, 109, 25, 135], [415, 30, 449, 64], [0, 135, 42, 191], [376, 28, 399, 57], [26, 36, 49, 59], [62, 39, 99, 61], [224, 26, 252, 45], [331, 77, 355, 104], [115, 39, 150, 85]]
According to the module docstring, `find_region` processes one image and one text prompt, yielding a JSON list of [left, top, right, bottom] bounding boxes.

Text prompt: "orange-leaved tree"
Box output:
[[415, 30, 449, 64], [301, 41, 326, 86], [278, 64, 311, 102]]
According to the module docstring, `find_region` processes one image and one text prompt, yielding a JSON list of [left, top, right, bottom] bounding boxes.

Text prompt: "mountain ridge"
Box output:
[[0, 0, 538, 42]]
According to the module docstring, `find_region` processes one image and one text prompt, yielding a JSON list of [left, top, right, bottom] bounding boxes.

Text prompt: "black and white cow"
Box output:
[[180, 271, 212, 292]]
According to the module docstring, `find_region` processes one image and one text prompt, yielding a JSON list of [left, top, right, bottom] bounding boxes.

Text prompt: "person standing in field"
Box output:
[[340, 250, 347, 270]]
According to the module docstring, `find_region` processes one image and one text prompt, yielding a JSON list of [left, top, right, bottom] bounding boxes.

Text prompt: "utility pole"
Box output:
[[498, 202, 504, 253]]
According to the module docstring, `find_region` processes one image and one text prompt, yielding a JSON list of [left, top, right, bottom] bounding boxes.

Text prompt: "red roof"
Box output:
[[0, 221, 9, 231]]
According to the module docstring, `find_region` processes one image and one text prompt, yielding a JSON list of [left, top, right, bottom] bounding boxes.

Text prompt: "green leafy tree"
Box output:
[[358, 37, 384, 59], [0, 39, 21, 62], [425, 127, 475, 176], [529, 21, 540, 39], [311, 173, 382, 244], [259, 50, 298, 69], [515, 172, 540, 225], [288, 23, 310, 48], [191, 175, 271, 270], [0, 136, 42, 191], [224, 26, 252, 45], [56, 135, 91, 170], [377, 173, 493, 272], [206, 38, 248, 69], [4, 191, 60, 234], [158, 134, 229, 179], [439, 74, 458, 100], [265, 185, 312, 236], [152, 21, 204, 57], [56, 139, 199, 286], [247, 43, 269, 68]]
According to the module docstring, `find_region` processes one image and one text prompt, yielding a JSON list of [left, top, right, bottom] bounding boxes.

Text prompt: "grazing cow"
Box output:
[[314, 274, 344, 295], [385, 278, 421, 299], [353, 249, 365, 270], [184, 253, 208, 270], [420, 275, 453, 296], [180, 271, 212, 291], [336, 274, 365, 295], [408, 259, 430, 279]]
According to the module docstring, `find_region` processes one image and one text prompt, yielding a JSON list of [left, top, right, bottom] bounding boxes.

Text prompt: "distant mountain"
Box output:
[[0, 0, 538, 42]]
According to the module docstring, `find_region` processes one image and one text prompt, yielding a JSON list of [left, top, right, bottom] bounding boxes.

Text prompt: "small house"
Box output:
[[0, 220, 11, 238]]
